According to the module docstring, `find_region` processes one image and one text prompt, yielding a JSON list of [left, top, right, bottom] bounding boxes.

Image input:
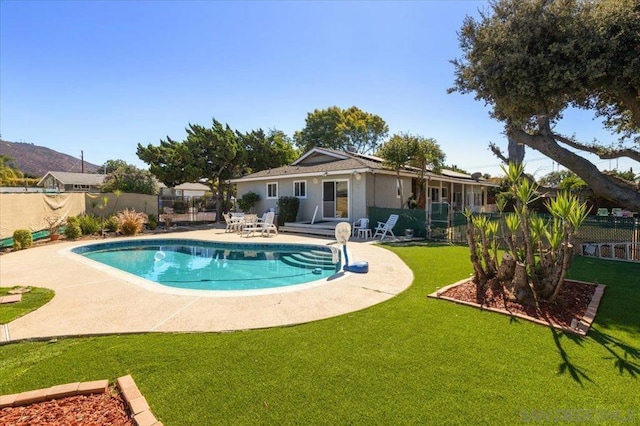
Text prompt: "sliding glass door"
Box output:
[[322, 180, 349, 219]]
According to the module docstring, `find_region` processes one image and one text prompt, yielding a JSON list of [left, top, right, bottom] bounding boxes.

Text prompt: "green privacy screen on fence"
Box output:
[[367, 205, 638, 246]]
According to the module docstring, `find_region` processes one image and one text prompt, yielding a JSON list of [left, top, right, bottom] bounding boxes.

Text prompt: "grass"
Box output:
[[0, 287, 55, 324], [1, 245, 638, 424]]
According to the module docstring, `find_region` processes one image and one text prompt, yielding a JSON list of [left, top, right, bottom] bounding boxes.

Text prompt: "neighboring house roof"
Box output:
[[158, 182, 210, 191], [37, 171, 107, 187], [230, 147, 496, 185]]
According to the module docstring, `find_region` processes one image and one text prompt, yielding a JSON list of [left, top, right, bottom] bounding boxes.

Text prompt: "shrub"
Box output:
[[117, 209, 148, 236], [147, 213, 158, 230], [173, 200, 187, 214], [105, 216, 119, 232], [13, 229, 33, 250], [277, 196, 300, 226], [77, 214, 101, 235], [238, 191, 261, 213], [64, 222, 82, 240]]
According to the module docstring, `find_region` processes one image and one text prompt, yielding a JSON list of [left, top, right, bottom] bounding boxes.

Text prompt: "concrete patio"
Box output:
[[0, 227, 413, 343]]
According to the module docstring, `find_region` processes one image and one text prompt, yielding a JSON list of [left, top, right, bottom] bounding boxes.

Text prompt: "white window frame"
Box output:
[[266, 182, 278, 199], [293, 180, 307, 198]]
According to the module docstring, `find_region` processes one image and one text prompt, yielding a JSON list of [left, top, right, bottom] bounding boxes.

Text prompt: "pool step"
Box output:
[[279, 253, 337, 271], [290, 251, 336, 266]]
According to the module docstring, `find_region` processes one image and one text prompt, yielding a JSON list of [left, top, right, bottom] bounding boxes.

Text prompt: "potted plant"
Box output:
[[44, 215, 65, 241]]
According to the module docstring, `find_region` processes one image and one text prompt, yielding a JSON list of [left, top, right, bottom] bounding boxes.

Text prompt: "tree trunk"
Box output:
[[508, 120, 640, 211], [497, 252, 516, 281], [466, 221, 486, 285], [512, 262, 534, 306]]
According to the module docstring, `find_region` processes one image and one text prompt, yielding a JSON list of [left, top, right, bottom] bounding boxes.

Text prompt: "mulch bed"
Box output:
[[437, 279, 597, 330], [0, 388, 134, 426]]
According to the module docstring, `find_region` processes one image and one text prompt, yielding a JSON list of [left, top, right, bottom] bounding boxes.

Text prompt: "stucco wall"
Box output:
[[85, 193, 159, 217], [0, 192, 160, 239], [369, 173, 412, 209], [0, 193, 86, 239], [236, 173, 415, 223]]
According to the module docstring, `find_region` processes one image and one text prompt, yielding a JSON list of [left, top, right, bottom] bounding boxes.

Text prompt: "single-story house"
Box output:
[[158, 182, 210, 198], [229, 147, 497, 227], [37, 171, 107, 192]]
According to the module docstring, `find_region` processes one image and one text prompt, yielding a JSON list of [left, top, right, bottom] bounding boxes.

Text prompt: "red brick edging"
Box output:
[[0, 375, 161, 426], [428, 278, 605, 336]]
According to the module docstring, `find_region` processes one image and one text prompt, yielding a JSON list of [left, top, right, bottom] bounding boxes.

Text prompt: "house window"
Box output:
[[266, 182, 278, 199], [73, 184, 90, 190], [442, 187, 449, 200], [293, 180, 307, 198], [430, 188, 440, 202]]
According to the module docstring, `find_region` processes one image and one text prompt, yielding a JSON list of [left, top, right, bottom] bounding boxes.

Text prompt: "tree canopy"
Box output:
[[137, 118, 297, 217], [377, 133, 446, 208], [294, 106, 389, 154], [0, 154, 23, 186], [237, 128, 298, 176], [450, 0, 640, 211], [100, 162, 159, 195]]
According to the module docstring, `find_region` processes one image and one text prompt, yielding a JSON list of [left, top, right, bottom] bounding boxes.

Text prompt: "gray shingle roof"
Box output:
[[38, 171, 106, 186]]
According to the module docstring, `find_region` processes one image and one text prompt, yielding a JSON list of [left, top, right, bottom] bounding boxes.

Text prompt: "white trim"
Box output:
[[266, 182, 278, 199]]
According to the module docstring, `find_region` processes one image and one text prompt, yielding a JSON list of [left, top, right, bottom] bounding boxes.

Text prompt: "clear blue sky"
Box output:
[[1, 0, 632, 178]]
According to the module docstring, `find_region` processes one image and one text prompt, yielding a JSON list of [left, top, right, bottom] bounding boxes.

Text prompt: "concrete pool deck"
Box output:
[[0, 227, 413, 343]]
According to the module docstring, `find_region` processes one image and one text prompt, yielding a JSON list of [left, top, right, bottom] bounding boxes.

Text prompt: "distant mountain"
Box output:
[[0, 140, 100, 177]]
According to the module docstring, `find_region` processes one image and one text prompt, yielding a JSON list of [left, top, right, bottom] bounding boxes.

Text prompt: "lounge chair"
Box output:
[[241, 212, 278, 237], [373, 214, 399, 240]]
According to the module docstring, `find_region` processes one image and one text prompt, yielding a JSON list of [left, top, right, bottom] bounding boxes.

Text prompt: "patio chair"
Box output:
[[352, 218, 370, 237], [241, 212, 278, 237], [223, 213, 235, 233], [373, 214, 399, 240]]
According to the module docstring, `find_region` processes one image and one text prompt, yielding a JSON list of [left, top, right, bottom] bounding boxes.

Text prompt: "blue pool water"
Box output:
[[72, 239, 340, 291]]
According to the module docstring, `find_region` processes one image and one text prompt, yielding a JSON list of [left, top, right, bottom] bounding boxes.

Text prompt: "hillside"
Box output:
[[0, 140, 100, 177]]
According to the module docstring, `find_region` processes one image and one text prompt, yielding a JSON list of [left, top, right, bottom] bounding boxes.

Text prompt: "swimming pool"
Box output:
[[71, 239, 341, 292]]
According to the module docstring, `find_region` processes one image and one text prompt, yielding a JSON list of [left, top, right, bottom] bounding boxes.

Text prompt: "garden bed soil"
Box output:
[[0, 389, 134, 425], [431, 279, 602, 335]]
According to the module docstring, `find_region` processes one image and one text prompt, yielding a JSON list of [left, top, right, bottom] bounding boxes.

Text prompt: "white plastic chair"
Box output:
[[352, 218, 369, 237], [373, 214, 399, 240], [241, 212, 278, 237]]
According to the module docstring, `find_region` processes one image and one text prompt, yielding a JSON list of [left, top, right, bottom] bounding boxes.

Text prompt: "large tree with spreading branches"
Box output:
[[137, 118, 240, 219], [294, 106, 389, 154], [450, 0, 640, 211]]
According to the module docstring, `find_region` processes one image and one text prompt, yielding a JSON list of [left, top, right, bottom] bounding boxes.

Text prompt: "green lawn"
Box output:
[[0, 287, 54, 324], [1, 245, 638, 425]]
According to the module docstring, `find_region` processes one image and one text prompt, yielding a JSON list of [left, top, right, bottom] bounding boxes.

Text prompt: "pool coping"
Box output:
[[0, 228, 413, 343]]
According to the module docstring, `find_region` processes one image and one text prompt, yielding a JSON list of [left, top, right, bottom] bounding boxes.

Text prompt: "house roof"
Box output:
[[37, 171, 107, 187], [158, 182, 210, 191], [230, 147, 496, 186]]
